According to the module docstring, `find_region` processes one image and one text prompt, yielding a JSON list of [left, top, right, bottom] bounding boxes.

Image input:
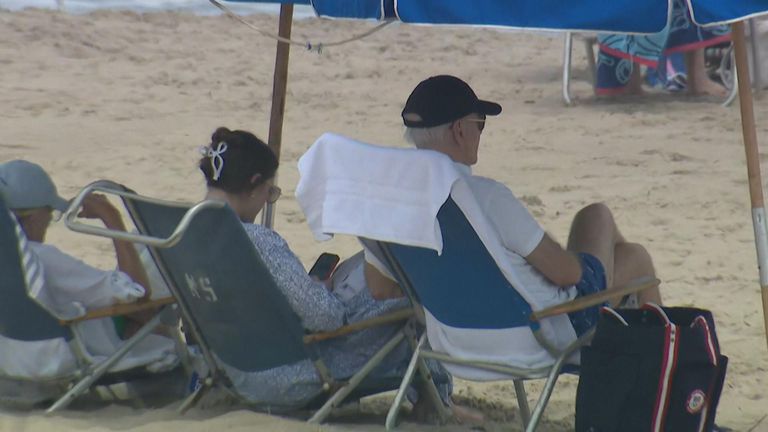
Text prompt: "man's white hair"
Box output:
[[403, 123, 452, 149]]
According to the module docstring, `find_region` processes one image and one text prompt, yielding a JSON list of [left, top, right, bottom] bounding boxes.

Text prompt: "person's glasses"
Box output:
[[267, 185, 282, 204], [465, 114, 487, 132]]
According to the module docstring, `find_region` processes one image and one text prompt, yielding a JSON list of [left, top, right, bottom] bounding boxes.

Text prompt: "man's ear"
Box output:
[[450, 120, 464, 143]]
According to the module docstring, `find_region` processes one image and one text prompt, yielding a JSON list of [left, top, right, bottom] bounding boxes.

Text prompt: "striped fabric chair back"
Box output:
[[0, 197, 71, 341]]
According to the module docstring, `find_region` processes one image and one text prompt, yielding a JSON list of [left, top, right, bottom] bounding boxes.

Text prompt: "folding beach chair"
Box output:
[[365, 196, 658, 432], [63, 181, 442, 424], [293, 133, 659, 431], [0, 196, 178, 412]]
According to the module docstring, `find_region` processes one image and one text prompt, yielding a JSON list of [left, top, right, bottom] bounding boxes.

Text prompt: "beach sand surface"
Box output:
[[1, 8, 767, 431]]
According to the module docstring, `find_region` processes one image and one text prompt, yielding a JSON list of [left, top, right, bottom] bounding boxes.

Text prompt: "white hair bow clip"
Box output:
[[198, 141, 228, 181]]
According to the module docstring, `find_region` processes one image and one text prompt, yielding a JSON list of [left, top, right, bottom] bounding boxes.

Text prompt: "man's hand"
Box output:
[[525, 234, 583, 287], [78, 194, 124, 230]]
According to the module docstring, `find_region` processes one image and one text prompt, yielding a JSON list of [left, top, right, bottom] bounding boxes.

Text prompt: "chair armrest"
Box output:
[[530, 276, 660, 322], [303, 308, 414, 344], [60, 296, 176, 325], [64, 180, 223, 248]]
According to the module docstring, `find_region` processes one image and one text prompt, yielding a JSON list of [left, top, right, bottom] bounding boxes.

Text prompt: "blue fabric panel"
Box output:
[[129, 200, 310, 373], [388, 198, 533, 330], [0, 198, 71, 342], [312, 0, 383, 19], [395, 0, 670, 33], [689, 0, 768, 26]]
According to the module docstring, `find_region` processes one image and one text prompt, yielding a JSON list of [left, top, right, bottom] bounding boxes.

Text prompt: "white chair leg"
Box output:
[[385, 334, 425, 430], [310, 331, 405, 424], [514, 380, 531, 428], [414, 357, 451, 423], [562, 32, 573, 106], [584, 37, 597, 89], [722, 46, 739, 107], [46, 312, 164, 413], [524, 354, 571, 432]]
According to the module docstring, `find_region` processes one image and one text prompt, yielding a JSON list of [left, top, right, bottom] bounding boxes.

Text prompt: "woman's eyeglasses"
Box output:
[[267, 185, 282, 204]]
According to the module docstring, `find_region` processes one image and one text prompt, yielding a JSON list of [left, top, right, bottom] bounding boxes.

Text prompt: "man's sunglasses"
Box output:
[[464, 114, 487, 132]]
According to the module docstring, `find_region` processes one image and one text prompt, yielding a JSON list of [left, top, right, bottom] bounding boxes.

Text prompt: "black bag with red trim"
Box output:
[[575, 304, 728, 432]]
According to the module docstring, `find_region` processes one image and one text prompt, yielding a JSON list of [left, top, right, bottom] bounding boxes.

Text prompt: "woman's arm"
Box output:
[[245, 225, 346, 331]]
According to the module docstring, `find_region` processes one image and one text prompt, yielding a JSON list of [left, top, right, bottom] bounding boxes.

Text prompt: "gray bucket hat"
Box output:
[[0, 160, 69, 212]]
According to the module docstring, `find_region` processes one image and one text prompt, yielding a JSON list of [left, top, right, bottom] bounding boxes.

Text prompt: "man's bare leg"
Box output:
[[686, 48, 727, 96], [625, 65, 645, 95], [596, 63, 644, 97], [567, 203, 659, 304], [567, 203, 624, 289], [613, 242, 661, 305]]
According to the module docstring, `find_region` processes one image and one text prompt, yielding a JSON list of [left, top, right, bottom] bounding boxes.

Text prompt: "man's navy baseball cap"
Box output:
[[402, 75, 502, 128]]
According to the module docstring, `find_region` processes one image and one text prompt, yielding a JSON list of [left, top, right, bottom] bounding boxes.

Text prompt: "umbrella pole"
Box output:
[[732, 20, 768, 349], [262, 3, 294, 228]]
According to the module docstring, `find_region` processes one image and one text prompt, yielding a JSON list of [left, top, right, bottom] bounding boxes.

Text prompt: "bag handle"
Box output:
[[599, 306, 629, 326], [691, 316, 719, 366]]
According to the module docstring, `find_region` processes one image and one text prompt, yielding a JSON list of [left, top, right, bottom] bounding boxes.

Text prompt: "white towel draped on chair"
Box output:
[[296, 132, 461, 254]]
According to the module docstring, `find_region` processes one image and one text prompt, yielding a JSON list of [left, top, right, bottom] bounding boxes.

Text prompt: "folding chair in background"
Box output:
[[64, 181, 444, 424], [363, 195, 659, 432], [0, 196, 178, 413]]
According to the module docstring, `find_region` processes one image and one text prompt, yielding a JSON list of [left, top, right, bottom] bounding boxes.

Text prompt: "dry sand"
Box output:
[[1, 7, 767, 431]]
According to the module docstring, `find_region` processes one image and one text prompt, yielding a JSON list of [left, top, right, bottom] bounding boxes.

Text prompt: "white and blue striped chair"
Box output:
[[0, 196, 179, 412]]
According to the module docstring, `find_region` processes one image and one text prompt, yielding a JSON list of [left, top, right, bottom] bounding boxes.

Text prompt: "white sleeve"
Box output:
[[32, 243, 145, 311], [481, 181, 545, 257], [137, 243, 171, 299]]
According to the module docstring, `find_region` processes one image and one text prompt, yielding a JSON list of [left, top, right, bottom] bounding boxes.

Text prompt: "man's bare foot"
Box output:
[[595, 65, 644, 97], [408, 398, 485, 426], [687, 77, 727, 96]]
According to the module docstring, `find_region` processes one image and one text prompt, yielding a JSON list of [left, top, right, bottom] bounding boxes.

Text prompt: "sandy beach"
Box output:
[[1, 7, 767, 431]]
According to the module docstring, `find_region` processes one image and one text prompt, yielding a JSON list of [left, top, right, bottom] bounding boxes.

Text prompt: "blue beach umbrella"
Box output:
[[225, 0, 768, 347]]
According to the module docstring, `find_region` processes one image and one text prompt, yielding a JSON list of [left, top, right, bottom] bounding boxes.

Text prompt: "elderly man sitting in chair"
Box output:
[[364, 75, 662, 339]]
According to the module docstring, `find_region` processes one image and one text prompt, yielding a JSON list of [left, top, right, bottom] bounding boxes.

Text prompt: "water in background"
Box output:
[[0, 0, 315, 17]]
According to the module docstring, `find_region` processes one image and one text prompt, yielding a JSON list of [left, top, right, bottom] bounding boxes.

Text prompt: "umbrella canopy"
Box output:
[[248, 0, 768, 31], [225, 0, 768, 350]]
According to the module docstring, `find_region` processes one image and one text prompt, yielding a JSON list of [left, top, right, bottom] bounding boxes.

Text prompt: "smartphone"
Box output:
[[308, 252, 340, 280]]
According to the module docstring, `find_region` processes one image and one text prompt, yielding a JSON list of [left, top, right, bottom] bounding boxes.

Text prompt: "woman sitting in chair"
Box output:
[[194, 127, 465, 416]]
